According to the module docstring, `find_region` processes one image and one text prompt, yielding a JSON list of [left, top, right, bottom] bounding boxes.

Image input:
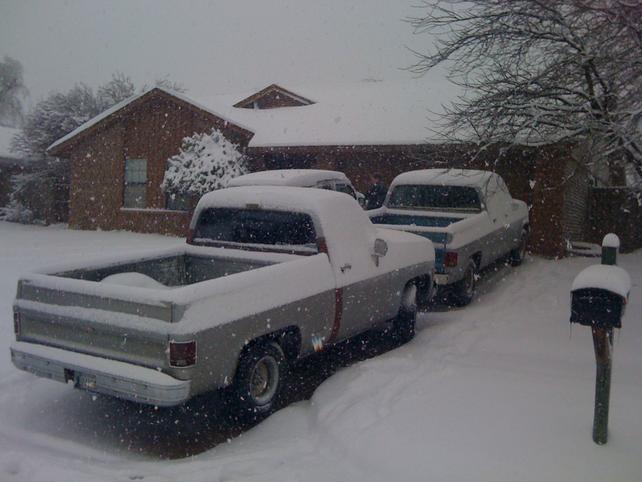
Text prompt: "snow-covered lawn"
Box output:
[[0, 221, 640, 482]]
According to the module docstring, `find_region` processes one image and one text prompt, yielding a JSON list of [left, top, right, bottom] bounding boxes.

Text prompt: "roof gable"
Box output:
[[47, 87, 254, 156], [233, 84, 315, 109]]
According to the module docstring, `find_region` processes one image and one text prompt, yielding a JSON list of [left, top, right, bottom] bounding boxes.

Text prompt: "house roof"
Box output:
[[48, 75, 460, 154], [227, 169, 349, 188], [207, 79, 457, 147], [47, 87, 254, 156], [233, 83, 315, 109]]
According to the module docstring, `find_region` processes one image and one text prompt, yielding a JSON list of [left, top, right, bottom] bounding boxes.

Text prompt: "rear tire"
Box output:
[[231, 341, 287, 421], [391, 284, 417, 344], [510, 229, 528, 266], [451, 259, 477, 307]]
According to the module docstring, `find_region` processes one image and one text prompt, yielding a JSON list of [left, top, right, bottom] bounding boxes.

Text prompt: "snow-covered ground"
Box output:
[[0, 221, 640, 482]]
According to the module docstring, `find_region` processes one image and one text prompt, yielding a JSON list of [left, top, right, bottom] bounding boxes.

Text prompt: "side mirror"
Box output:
[[371, 238, 388, 266]]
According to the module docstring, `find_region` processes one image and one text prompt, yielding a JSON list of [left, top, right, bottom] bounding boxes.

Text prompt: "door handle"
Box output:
[[340, 263, 352, 273]]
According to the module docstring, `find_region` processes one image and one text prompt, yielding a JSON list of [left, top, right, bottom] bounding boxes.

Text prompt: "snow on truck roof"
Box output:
[[228, 169, 348, 188], [391, 169, 499, 188]]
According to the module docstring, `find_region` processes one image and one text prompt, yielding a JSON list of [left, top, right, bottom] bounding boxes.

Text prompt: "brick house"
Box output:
[[47, 82, 624, 257], [48, 88, 253, 235]]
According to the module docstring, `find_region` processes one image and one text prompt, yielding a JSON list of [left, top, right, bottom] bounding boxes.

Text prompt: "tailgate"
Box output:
[[14, 281, 173, 370]]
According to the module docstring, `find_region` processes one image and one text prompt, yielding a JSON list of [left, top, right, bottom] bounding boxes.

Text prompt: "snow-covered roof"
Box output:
[[47, 87, 253, 153], [233, 83, 315, 108], [571, 264, 632, 298], [227, 169, 349, 188], [0, 126, 20, 160], [391, 169, 497, 188], [47, 75, 459, 153], [204, 78, 456, 147]]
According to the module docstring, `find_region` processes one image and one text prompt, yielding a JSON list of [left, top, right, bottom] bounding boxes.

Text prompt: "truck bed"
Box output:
[[57, 251, 273, 287], [13, 245, 304, 375]]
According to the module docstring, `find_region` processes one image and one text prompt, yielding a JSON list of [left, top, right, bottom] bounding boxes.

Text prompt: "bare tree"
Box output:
[[145, 75, 187, 94], [408, 0, 642, 183], [97, 71, 135, 109], [5, 73, 185, 223]]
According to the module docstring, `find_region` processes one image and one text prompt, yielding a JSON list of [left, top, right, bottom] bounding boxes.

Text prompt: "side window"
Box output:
[[316, 180, 334, 191], [123, 159, 147, 208], [336, 183, 357, 199]]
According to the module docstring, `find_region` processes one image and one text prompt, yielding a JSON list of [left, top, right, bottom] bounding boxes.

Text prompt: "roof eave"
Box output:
[[47, 87, 255, 157]]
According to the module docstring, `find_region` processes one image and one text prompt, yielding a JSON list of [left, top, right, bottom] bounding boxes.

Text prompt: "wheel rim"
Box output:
[[249, 355, 279, 405]]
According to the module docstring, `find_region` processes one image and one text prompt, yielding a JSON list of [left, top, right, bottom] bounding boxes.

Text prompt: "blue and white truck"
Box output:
[[370, 169, 529, 305]]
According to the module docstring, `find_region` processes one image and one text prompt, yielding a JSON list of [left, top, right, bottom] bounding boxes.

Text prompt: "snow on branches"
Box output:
[[161, 128, 247, 196], [409, 0, 642, 181]]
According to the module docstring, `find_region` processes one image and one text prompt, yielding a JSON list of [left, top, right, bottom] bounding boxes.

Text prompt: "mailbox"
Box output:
[[570, 264, 631, 330], [571, 288, 626, 329]]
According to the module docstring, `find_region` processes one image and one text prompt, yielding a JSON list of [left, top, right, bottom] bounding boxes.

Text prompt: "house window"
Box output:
[[165, 192, 192, 211], [123, 158, 147, 208]]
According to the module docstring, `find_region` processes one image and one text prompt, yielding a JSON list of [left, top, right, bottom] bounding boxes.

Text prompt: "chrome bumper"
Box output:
[[11, 341, 191, 407]]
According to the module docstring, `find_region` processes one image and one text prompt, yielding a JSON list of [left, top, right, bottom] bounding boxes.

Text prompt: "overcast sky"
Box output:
[[1, 0, 442, 103]]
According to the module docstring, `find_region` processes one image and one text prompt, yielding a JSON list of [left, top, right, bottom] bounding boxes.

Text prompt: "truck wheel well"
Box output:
[[243, 326, 302, 362], [412, 275, 433, 310]]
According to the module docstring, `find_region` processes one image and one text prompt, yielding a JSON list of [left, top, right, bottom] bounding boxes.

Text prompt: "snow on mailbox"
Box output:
[[570, 264, 631, 329]]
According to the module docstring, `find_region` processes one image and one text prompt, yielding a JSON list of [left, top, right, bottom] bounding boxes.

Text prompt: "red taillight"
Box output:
[[13, 311, 21, 336], [169, 340, 197, 367], [444, 252, 458, 267], [186, 228, 196, 244]]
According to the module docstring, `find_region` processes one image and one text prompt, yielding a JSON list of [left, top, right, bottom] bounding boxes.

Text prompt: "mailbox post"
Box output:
[[570, 234, 631, 445]]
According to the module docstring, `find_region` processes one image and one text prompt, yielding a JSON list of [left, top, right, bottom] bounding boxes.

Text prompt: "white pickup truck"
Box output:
[[370, 169, 529, 305], [11, 187, 434, 418], [228, 169, 365, 205]]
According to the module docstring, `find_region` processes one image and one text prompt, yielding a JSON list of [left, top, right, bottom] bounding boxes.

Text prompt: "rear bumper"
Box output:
[[11, 341, 191, 407]]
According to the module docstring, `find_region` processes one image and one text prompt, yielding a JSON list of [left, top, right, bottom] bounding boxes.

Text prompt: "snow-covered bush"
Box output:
[[161, 128, 248, 197]]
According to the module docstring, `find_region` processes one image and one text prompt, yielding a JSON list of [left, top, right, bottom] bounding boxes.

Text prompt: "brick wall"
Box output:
[[68, 94, 249, 237], [249, 143, 570, 257], [586, 188, 642, 252]]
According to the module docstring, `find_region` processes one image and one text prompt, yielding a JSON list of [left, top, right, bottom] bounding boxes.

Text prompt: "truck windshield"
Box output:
[[387, 185, 481, 211], [193, 208, 318, 249]]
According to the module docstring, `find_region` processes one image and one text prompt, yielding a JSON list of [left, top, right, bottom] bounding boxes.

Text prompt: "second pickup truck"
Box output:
[[370, 169, 529, 305]]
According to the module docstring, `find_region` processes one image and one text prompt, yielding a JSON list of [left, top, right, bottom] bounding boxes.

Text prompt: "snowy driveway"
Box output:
[[0, 222, 640, 482]]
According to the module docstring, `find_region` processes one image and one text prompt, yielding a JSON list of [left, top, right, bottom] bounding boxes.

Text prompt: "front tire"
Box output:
[[510, 229, 528, 266], [231, 341, 287, 421], [391, 284, 417, 344], [451, 259, 477, 307]]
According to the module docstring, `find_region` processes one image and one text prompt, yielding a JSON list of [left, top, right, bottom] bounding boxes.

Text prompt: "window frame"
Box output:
[[123, 158, 148, 209]]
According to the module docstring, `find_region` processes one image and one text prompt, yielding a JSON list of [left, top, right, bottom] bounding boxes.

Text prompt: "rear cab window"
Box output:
[[387, 185, 482, 212], [192, 208, 319, 254]]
